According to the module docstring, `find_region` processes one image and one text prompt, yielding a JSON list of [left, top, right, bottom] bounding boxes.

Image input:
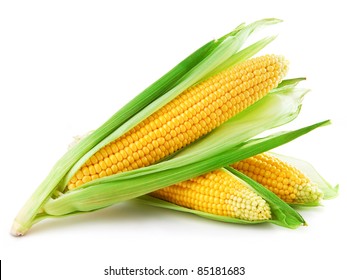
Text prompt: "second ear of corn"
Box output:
[[151, 169, 272, 221], [150, 152, 323, 222], [67, 54, 288, 190]]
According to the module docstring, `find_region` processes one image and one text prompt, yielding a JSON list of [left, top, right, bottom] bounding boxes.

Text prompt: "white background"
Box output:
[[1, 0, 346, 279]]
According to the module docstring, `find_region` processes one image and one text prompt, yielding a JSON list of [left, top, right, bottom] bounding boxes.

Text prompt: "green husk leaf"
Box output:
[[204, 36, 276, 80], [277, 77, 306, 88], [271, 153, 339, 200], [196, 18, 282, 83]]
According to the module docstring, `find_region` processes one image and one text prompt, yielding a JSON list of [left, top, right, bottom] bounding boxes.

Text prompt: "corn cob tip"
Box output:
[[295, 182, 323, 204], [278, 55, 289, 79]]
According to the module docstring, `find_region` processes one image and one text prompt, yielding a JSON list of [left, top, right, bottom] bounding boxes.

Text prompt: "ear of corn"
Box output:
[[138, 166, 306, 228], [231, 153, 323, 205], [231, 152, 338, 205], [66, 54, 288, 190], [12, 19, 285, 236]]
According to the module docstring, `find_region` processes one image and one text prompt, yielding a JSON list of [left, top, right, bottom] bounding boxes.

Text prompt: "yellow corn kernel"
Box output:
[[67, 55, 288, 190], [151, 170, 271, 221], [231, 153, 323, 204]]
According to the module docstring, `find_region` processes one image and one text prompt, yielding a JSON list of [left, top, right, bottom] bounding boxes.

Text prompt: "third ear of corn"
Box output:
[[231, 153, 323, 204]]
